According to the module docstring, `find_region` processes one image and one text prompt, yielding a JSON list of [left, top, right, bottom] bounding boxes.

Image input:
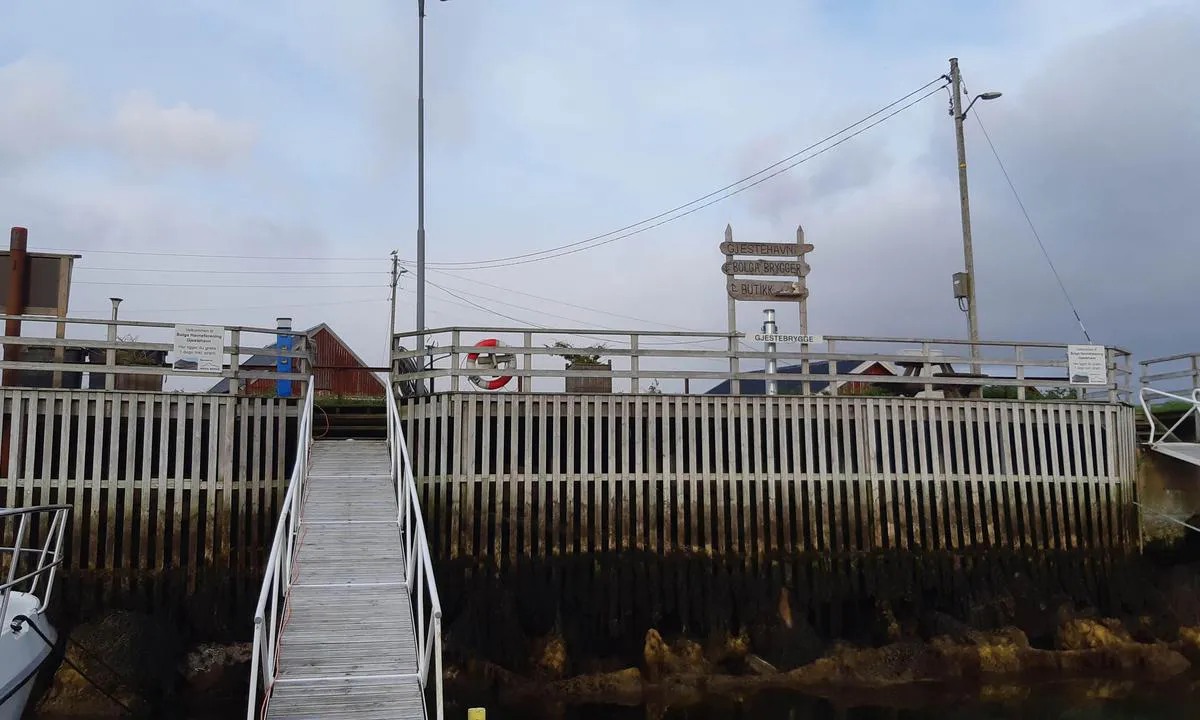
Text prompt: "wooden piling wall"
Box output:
[[403, 394, 1139, 561], [0, 388, 300, 635]]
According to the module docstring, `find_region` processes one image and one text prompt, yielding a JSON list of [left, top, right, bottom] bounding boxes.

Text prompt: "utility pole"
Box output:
[[388, 250, 400, 370], [950, 57, 981, 372], [415, 0, 428, 366]]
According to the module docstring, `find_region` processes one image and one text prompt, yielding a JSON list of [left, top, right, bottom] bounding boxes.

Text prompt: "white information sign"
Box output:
[[172, 324, 225, 371], [1067, 344, 1107, 386], [753, 334, 825, 344]]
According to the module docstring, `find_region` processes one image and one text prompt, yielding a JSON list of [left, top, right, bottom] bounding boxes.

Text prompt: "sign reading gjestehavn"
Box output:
[[719, 241, 814, 257]]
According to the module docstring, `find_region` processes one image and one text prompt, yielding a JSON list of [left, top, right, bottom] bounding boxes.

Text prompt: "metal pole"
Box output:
[[725, 224, 740, 395], [415, 0, 427, 367], [764, 308, 777, 396], [388, 250, 399, 369], [950, 58, 981, 373]]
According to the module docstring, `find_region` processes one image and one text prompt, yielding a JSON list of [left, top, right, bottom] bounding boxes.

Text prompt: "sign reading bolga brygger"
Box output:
[[721, 259, 811, 276], [172, 324, 225, 371]]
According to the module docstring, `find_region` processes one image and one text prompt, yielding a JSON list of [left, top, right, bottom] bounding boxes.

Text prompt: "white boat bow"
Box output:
[[0, 505, 71, 720]]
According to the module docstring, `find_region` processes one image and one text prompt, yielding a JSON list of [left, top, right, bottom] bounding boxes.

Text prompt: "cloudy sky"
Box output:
[[0, 0, 1196, 372]]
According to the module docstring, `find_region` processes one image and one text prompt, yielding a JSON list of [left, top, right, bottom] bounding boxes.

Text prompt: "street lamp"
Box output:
[[948, 57, 1001, 373], [415, 0, 449, 367], [963, 91, 1002, 119]]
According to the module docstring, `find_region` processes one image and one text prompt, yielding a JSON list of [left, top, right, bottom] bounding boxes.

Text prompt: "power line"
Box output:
[[423, 280, 726, 348], [422, 269, 727, 346], [427, 282, 551, 328], [426, 77, 949, 271], [76, 281, 385, 289], [76, 266, 384, 276], [74, 296, 388, 316], [427, 280, 610, 329], [41, 247, 381, 262], [969, 106, 1092, 342], [415, 267, 708, 332]]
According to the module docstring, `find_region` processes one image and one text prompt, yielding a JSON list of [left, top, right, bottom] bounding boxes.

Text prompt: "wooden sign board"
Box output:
[[727, 279, 808, 301], [722, 259, 810, 277], [0, 251, 78, 316], [719, 241, 814, 257]]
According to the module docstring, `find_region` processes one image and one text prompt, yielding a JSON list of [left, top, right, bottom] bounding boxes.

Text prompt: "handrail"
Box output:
[[387, 386, 444, 720], [246, 380, 315, 719], [1139, 387, 1200, 446], [0, 504, 71, 624], [392, 326, 1134, 402], [1141, 351, 1200, 400], [0, 312, 314, 393]]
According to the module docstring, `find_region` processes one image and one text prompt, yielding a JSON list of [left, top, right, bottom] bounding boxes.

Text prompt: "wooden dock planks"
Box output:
[[267, 439, 425, 720]]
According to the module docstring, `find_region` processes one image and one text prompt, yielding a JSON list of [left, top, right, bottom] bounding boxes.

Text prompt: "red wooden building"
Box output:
[[210, 323, 385, 399]]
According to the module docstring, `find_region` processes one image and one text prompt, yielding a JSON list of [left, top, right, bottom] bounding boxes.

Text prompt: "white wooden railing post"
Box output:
[[450, 329, 461, 393], [630, 335, 640, 394], [229, 329, 240, 395], [520, 331, 532, 392]]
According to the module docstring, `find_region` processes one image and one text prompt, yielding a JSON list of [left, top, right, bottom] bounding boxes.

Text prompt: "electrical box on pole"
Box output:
[[952, 272, 970, 301]]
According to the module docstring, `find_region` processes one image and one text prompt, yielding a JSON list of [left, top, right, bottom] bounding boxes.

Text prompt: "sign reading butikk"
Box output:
[[721, 224, 812, 302]]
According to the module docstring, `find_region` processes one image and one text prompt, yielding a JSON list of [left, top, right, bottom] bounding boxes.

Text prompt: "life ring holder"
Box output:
[[465, 338, 515, 391]]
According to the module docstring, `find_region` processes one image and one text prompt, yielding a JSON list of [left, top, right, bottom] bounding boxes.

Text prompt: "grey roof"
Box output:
[[208, 323, 323, 394], [704, 359, 894, 395]]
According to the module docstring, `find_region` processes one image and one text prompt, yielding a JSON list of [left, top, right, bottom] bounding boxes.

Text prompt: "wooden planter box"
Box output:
[[565, 361, 612, 394], [86, 348, 168, 392], [13, 346, 84, 389]]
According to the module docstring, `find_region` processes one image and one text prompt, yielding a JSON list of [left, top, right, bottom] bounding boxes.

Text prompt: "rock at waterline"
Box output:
[[529, 633, 568, 680], [179, 641, 253, 695], [36, 610, 183, 717], [1057, 617, 1136, 651], [642, 629, 709, 682]]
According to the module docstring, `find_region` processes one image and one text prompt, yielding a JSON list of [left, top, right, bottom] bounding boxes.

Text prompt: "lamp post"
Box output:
[[415, 0, 450, 367], [948, 57, 1001, 372]]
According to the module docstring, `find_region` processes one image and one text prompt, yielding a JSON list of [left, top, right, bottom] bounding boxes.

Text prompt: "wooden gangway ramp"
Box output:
[[265, 440, 426, 719]]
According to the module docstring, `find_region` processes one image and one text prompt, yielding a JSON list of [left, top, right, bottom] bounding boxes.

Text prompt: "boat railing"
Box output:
[[387, 385, 444, 720], [246, 379, 315, 719], [0, 504, 71, 623]]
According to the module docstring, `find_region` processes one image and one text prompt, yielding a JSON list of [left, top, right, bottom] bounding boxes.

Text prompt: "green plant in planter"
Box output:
[[546, 341, 608, 366], [116, 334, 164, 365]]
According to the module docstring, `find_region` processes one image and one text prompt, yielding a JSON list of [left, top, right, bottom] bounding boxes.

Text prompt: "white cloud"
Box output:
[[0, 57, 257, 173], [0, 58, 77, 164], [110, 91, 257, 171]]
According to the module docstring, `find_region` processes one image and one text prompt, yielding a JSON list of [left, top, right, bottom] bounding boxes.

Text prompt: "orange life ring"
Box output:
[[466, 338, 514, 391]]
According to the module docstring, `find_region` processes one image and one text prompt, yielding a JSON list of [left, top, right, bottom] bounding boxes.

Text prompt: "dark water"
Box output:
[[33, 680, 1200, 719], [451, 682, 1200, 720]]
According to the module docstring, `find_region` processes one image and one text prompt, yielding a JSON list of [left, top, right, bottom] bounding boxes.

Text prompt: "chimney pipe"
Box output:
[[276, 317, 294, 398]]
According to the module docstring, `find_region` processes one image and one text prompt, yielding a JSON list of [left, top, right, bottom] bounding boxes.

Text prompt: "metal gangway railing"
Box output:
[[387, 384, 444, 719], [1139, 386, 1200, 467], [247, 380, 443, 719], [1, 504, 71, 623]]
